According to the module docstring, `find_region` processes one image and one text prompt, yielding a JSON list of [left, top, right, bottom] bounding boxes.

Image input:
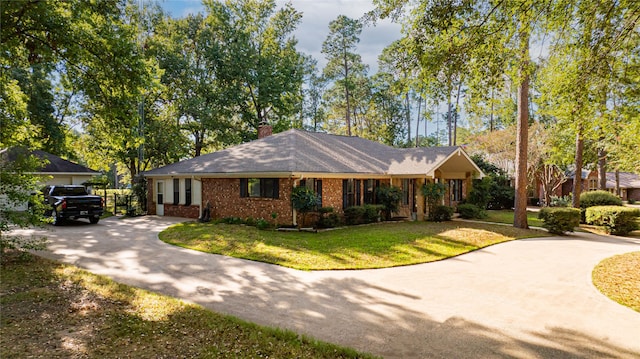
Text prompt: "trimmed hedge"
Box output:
[[457, 203, 487, 219], [579, 190, 622, 223], [580, 190, 623, 207], [429, 205, 453, 222], [344, 205, 383, 225], [586, 206, 640, 235], [538, 207, 581, 235]]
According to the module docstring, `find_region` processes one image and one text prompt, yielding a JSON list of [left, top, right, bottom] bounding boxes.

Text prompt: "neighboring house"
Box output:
[[143, 128, 484, 225], [561, 170, 640, 201], [1, 148, 101, 210]]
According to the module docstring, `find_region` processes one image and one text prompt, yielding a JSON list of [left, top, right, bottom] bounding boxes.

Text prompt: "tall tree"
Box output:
[[322, 15, 367, 136], [205, 0, 306, 138], [373, 0, 542, 228]]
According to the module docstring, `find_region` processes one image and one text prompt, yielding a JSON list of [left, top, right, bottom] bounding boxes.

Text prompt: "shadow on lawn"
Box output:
[[12, 216, 640, 359]]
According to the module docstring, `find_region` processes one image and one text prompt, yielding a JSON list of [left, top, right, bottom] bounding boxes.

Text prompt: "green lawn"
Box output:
[[159, 221, 548, 270], [1, 253, 373, 358], [483, 210, 545, 227]]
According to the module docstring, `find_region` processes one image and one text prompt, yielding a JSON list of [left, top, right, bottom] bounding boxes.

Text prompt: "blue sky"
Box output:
[[158, 0, 402, 72]]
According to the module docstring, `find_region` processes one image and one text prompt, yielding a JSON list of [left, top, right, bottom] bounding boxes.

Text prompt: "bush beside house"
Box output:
[[538, 207, 581, 234], [579, 190, 623, 223], [586, 206, 640, 235]]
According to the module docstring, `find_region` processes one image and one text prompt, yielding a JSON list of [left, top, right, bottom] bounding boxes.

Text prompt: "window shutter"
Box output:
[[272, 179, 279, 199], [240, 178, 248, 197], [316, 180, 322, 207], [355, 179, 361, 206], [342, 180, 348, 209]]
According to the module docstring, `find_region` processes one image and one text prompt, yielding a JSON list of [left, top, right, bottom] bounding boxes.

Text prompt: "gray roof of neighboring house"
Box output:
[[144, 129, 479, 177], [606, 172, 640, 189], [2, 148, 99, 174]]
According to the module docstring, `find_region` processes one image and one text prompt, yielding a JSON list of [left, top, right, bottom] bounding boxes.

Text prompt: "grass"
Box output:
[[482, 210, 545, 227], [159, 221, 548, 270], [592, 251, 640, 312], [0, 252, 376, 359]]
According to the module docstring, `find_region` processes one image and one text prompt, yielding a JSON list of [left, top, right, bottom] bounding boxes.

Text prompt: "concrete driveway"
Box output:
[[15, 216, 640, 358]]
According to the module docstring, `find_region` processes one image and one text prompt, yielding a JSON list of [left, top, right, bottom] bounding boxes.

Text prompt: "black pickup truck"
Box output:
[[43, 185, 104, 225]]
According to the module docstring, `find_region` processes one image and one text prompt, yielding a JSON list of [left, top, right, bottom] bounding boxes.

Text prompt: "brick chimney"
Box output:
[[258, 122, 272, 139]]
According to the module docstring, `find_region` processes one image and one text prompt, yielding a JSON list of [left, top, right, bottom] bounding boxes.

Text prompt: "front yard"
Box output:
[[159, 221, 548, 270], [1, 254, 373, 358]]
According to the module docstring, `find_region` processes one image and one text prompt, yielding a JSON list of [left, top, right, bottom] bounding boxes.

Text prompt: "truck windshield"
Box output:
[[51, 187, 88, 196]]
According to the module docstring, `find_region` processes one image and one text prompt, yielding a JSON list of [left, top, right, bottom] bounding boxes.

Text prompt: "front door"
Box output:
[[156, 181, 164, 216]]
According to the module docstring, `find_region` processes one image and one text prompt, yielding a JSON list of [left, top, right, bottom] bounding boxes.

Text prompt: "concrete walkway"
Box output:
[[14, 216, 640, 358]]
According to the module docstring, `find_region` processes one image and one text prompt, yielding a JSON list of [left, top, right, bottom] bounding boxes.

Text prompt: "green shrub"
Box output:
[[317, 213, 340, 228], [255, 218, 271, 230], [585, 206, 640, 235], [579, 190, 622, 223], [376, 185, 403, 220], [580, 190, 622, 208], [344, 205, 383, 225], [549, 195, 571, 207], [538, 207, 581, 235], [363, 204, 383, 223], [629, 199, 636, 204], [344, 206, 366, 225], [429, 205, 453, 222], [221, 217, 243, 224], [457, 203, 487, 219]]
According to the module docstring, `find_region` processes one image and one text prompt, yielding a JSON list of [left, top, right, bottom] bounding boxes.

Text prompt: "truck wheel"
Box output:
[[51, 208, 61, 226], [89, 217, 99, 224]]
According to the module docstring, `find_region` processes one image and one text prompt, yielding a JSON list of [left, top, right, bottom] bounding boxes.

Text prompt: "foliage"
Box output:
[[344, 205, 383, 225], [375, 184, 403, 220], [585, 206, 640, 235], [321, 15, 367, 136], [466, 177, 492, 209], [457, 204, 486, 220], [0, 149, 49, 257], [204, 0, 307, 137], [549, 195, 571, 207], [316, 207, 340, 229], [468, 154, 515, 210], [428, 205, 453, 222], [579, 190, 623, 208], [538, 207, 581, 235], [421, 182, 446, 221], [291, 186, 320, 227]]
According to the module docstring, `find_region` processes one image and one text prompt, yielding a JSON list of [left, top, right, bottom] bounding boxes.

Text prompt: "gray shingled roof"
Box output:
[[606, 172, 640, 189], [2, 148, 99, 174], [144, 129, 480, 177]]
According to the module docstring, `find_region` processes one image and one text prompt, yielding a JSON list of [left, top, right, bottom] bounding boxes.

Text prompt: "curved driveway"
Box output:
[[16, 216, 640, 358]]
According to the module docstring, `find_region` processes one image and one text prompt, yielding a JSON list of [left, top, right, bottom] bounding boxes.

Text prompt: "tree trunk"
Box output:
[[343, 46, 352, 136], [453, 80, 462, 145], [446, 81, 453, 146], [513, 27, 530, 229], [597, 145, 607, 190], [615, 169, 620, 196], [415, 95, 422, 148], [405, 91, 411, 145], [572, 124, 584, 208]]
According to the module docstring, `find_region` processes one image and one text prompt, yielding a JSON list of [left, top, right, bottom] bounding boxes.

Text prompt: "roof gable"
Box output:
[[2, 148, 99, 174]]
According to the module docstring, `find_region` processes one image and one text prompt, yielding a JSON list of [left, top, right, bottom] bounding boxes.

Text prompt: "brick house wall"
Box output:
[[628, 189, 640, 201], [163, 204, 200, 218], [201, 178, 294, 225], [147, 178, 156, 215]]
